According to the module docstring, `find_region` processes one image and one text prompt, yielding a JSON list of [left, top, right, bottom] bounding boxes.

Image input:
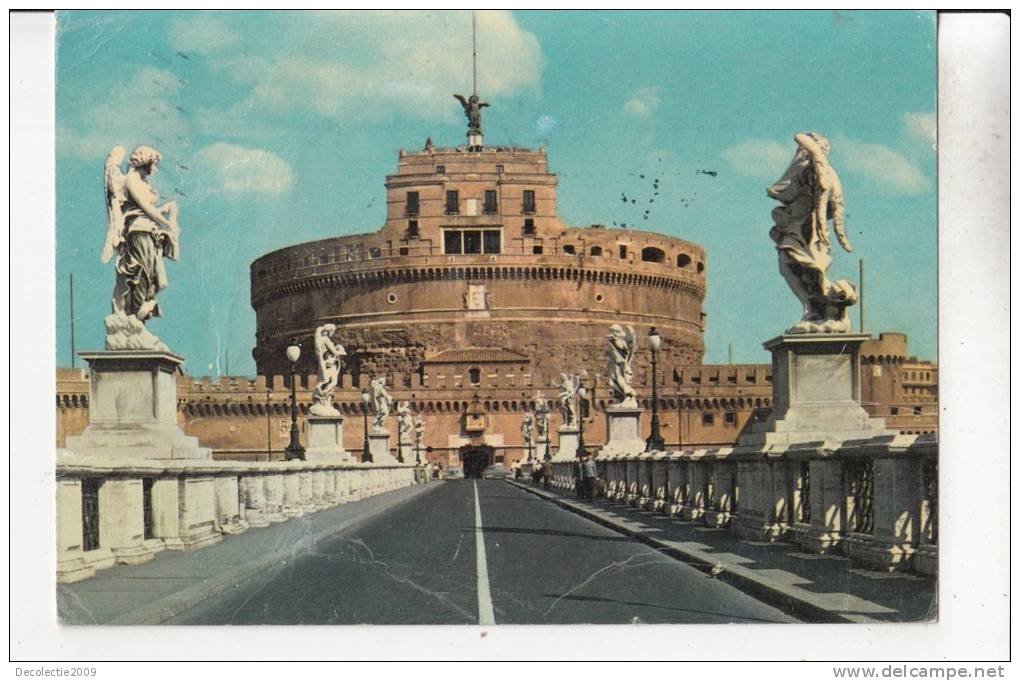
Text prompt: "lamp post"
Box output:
[[361, 388, 373, 463], [576, 385, 588, 458], [677, 391, 685, 451], [645, 327, 665, 452], [284, 342, 306, 461], [266, 388, 272, 461]]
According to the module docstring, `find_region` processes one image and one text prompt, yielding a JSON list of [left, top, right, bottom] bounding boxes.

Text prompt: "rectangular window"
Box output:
[[522, 189, 536, 213], [702, 412, 715, 426], [533, 245, 543, 254], [484, 190, 498, 214], [406, 191, 420, 216], [619, 244, 628, 259], [444, 230, 462, 254], [445, 190, 459, 214], [890, 406, 899, 416], [407, 220, 419, 238], [523, 218, 536, 235], [483, 230, 501, 254], [495, 164, 504, 174], [436, 165, 445, 174], [724, 412, 737, 426], [463, 230, 482, 254]]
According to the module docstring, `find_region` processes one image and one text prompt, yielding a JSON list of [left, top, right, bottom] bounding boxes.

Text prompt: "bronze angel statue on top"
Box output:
[[101, 145, 181, 350], [453, 93, 489, 135]]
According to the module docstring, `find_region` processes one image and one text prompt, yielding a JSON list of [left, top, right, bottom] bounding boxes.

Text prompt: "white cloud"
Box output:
[[168, 15, 241, 55], [902, 111, 937, 150], [623, 86, 661, 118], [193, 143, 294, 197], [837, 137, 930, 195], [196, 11, 542, 128], [719, 138, 790, 179]]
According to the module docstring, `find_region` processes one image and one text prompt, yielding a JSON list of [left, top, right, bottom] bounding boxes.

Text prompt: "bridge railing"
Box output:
[[55, 455, 421, 584], [541, 434, 937, 575]]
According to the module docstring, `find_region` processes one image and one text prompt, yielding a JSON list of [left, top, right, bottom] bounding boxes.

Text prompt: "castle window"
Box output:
[[469, 367, 481, 385], [436, 165, 446, 174], [406, 191, 420, 216], [590, 246, 603, 256], [890, 407, 899, 416], [483, 230, 501, 254], [522, 190, 536, 214], [523, 218, 535, 236], [913, 406, 922, 416], [444, 230, 463, 254], [697, 262, 705, 273], [398, 247, 409, 256], [369, 247, 382, 259], [619, 244, 628, 259], [533, 245, 543, 255], [677, 253, 691, 268], [702, 412, 715, 426], [562, 244, 576, 255], [724, 411, 737, 426], [445, 190, 459, 214], [641, 247, 666, 263], [495, 164, 504, 174], [464, 230, 482, 254], [408, 220, 419, 239], [484, 190, 498, 214]]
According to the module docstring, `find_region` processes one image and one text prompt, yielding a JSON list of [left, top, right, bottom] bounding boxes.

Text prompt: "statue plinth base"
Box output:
[[740, 334, 895, 447], [555, 426, 579, 460], [398, 441, 413, 464], [305, 415, 350, 462], [536, 437, 552, 460], [65, 351, 210, 460], [368, 431, 397, 464], [599, 405, 645, 458], [467, 132, 483, 150]]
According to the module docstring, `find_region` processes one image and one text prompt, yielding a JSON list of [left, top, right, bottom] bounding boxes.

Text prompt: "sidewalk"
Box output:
[[508, 480, 935, 624], [58, 482, 440, 625]]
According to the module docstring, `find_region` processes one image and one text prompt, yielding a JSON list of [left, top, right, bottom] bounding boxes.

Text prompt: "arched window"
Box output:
[[562, 244, 576, 255], [677, 253, 691, 268], [469, 367, 481, 385], [641, 246, 666, 263], [696, 261, 705, 273], [590, 246, 603, 256]]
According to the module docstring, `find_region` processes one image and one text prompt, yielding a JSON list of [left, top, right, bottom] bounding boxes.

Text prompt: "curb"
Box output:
[[506, 480, 874, 624], [102, 483, 441, 625]]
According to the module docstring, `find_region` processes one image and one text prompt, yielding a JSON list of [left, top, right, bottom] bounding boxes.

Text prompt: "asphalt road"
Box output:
[[168, 480, 796, 624]]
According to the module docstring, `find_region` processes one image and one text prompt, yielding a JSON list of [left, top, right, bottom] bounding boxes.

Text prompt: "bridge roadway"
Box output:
[[168, 480, 796, 624]]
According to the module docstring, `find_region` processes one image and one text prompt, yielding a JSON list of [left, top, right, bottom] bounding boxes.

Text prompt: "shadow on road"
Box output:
[[470, 525, 636, 543], [542, 593, 790, 624]]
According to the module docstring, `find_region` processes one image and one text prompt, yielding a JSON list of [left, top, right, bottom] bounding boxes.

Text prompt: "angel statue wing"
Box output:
[[101, 146, 127, 263], [453, 93, 469, 112]]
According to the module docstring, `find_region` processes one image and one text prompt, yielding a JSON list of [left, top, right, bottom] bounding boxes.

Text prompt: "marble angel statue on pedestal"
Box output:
[[310, 324, 346, 416], [556, 373, 581, 428], [370, 376, 393, 432], [767, 132, 857, 333], [606, 324, 637, 407], [101, 145, 181, 351]]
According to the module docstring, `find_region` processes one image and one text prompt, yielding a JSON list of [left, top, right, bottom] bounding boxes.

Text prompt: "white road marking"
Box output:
[[473, 481, 496, 625]]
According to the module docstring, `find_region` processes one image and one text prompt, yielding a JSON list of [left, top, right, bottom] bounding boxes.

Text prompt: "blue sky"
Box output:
[[55, 10, 936, 376]]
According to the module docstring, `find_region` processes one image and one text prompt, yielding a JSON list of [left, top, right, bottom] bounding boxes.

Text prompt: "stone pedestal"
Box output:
[[555, 426, 579, 460], [66, 351, 211, 460], [536, 437, 552, 461], [397, 440, 413, 464], [740, 334, 895, 447], [305, 415, 349, 462], [600, 405, 645, 458], [369, 431, 397, 464]]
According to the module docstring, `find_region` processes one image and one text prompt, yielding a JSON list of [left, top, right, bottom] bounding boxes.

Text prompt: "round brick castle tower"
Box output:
[[250, 140, 707, 387]]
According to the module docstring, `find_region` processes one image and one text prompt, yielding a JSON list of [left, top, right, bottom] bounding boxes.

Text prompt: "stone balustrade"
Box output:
[[55, 453, 421, 584], [541, 433, 938, 575]]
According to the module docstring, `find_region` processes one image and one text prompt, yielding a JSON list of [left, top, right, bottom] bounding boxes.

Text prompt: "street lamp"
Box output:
[[284, 342, 306, 461], [361, 388, 373, 463], [576, 385, 588, 458], [645, 327, 665, 452]]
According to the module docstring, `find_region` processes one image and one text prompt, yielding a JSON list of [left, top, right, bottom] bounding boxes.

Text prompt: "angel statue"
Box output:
[[310, 324, 346, 416], [370, 376, 393, 432], [606, 324, 637, 408], [534, 395, 550, 441], [397, 402, 414, 441], [413, 414, 426, 464], [453, 93, 489, 135], [767, 132, 857, 334], [102, 145, 181, 349], [556, 373, 582, 428], [520, 412, 535, 460]]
